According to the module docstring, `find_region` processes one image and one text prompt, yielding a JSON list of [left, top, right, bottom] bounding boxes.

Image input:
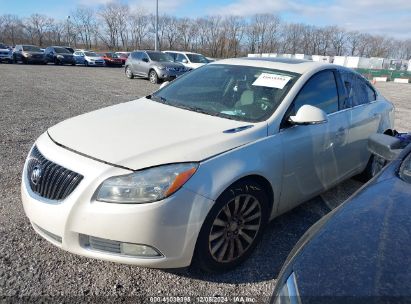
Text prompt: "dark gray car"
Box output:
[[13, 45, 46, 64], [125, 50, 187, 84], [271, 133, 411, 304]]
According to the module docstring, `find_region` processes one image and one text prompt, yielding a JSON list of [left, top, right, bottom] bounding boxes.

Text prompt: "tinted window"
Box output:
[[294, 70, 339, 114], [186, 53, 209, 63], [54, 47, 71, 54], [166, 52, 177, 60], [141, 52, 149, 61], [175, 54, 187, 63], [146, 51, 173, 62], [22, 45, 42, 52], [131, 51, 142, 60], [340, 71, 375, 107]]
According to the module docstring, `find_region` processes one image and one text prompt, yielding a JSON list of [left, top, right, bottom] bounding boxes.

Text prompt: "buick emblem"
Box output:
[[31, 165, 42, 186]]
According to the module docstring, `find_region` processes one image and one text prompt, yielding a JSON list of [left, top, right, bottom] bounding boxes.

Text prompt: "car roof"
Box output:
[[212, 57, 332, 74]]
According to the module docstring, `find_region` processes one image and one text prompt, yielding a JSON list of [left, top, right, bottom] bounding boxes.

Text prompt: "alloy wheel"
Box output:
[[208, 194, 262, 263]]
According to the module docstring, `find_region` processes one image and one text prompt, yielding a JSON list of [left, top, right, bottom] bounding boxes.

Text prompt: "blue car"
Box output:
[[272, 133, 411, 304]]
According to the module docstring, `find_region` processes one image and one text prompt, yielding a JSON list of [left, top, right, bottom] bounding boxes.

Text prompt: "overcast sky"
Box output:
[[1, 0, 410, 39]]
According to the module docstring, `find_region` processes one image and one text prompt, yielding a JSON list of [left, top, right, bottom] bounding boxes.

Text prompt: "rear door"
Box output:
[[278, 69, 351, 214], [339, 70, 382, 171]]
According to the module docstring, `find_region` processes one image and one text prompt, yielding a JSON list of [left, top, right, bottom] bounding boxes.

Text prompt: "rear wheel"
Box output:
[[125, 66, 134, 79], [357, 154, 386, 182], [149, 70, 159, 84], [193, 179, 269, 272]]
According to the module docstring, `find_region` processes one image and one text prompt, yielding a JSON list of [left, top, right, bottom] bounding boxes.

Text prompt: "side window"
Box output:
[[294, 70, 339, 114], [166, 52, 176, 60], [340, 71, 375, 107], [131, 51, 141, 60], [365, 83, 376, 102], [141, 53, 149, 61], [175, 54, 186, 63]]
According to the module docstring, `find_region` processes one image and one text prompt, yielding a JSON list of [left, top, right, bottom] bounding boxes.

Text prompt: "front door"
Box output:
[[278, 69, 350, 214]]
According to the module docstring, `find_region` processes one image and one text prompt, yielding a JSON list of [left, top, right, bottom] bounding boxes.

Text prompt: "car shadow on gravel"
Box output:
[[164, 195, 331, 284]]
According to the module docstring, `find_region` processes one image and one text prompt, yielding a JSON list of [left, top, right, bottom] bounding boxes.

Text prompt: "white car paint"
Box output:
[[21, 58, 394, 268], [163, 50, 208, 69]]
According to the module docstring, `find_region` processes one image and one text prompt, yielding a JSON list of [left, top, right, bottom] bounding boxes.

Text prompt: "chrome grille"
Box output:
[[26, 146, 83, 201], [80, 235, 121, 254]]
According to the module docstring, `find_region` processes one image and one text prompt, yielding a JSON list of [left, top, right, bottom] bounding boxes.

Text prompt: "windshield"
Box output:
[[54, 47, 71, 54], [187, 54, 209, 63], [84, 52, 98, 57], [106, 53, 119, 58], [22, 45, 41, 52], [147, 52, 173, 62], [152, 64, 299, 122]]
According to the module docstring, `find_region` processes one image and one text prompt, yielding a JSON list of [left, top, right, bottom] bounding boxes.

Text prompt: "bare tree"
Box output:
[[72, 7, 96, 49]]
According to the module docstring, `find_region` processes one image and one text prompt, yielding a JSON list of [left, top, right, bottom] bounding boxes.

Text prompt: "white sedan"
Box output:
[[21, 58, 394, 272]]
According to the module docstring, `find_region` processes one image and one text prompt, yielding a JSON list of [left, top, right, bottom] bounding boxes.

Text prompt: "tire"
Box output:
[[356, 154, 386, 182], [149, 69, 159, 84], [84, 60, 89, 67], [13, 55, 17, 64], [54, 58, 59, 65], [22, 57, 27, 64], [125, 66, 134, 79], [193, 179, 269, 272]]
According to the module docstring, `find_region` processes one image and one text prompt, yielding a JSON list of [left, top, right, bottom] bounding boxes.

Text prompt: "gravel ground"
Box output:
[[0, 64, 409, 303]]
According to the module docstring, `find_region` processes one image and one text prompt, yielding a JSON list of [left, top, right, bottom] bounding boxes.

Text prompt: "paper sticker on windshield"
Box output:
[[252, 73, 292, 89]]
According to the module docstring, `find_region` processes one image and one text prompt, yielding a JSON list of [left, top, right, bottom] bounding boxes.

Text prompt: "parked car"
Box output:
[[62, 46, 74, 53], [115, 52, 130, 65], [164, 50, 210, 70], [13, 45, 46, 64], [73, 51, 105, 66], [271, 133, 411, 304], [125, 50, 187, 83], [21, 58, 393, 272], [44, 46, 76, 65], [97, 52, 123, 67], [0, 43, 13, 63]]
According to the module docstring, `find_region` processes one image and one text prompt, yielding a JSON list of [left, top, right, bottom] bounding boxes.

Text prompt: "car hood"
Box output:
[[47, 98, 266, 170]]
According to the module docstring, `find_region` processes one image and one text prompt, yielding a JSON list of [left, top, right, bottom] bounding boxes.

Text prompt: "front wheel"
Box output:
[[149, 70, 159, 84], [193, 180, 269, 272], [84, 60, 89, 67]]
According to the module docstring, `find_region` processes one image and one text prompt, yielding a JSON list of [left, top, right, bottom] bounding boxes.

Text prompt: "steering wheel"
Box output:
[[259, 100, 274, 111]]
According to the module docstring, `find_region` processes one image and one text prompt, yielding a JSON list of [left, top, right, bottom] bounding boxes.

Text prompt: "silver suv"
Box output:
[[125, 50, 187, 84]]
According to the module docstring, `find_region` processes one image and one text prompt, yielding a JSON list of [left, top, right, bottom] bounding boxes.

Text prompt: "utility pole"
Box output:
[[67, 16, 71, 47], [155, 0, 159, 51]]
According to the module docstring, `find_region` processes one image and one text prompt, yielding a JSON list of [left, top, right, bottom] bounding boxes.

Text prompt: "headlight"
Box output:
[[96, 163, 198, 204], [57, 55, 64, 59], [23, 52, 31, 57], [156, 65, 165, 70], [274, 272, 301, 304]]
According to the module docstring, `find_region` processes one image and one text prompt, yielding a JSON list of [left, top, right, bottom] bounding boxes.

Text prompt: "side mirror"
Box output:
[[142, 58, 149, 63], [368, 134, 402, 161], [182, 59, 188, 63], [289, 105, 327, 125], [159, 81, 170, 89]]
